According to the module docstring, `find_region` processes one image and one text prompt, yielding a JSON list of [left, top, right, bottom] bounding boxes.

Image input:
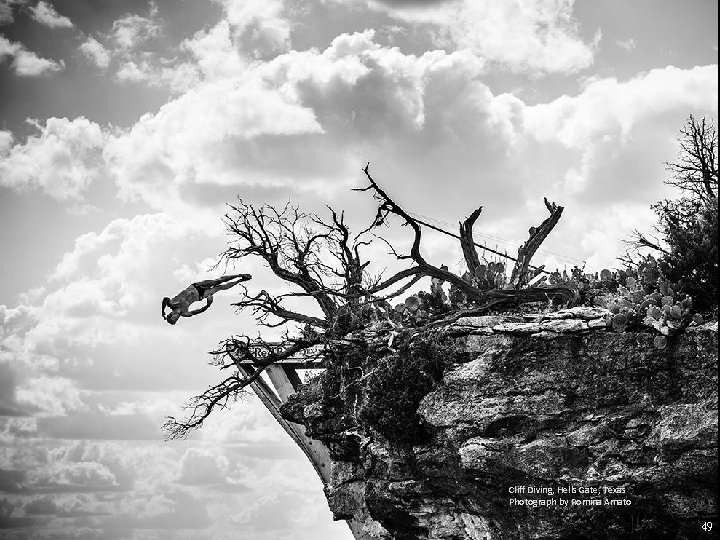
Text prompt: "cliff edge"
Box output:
[[282, 308, 718, 540]]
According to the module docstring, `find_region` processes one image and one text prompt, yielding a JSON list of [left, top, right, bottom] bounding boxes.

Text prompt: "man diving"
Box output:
[[162, 273, 251, 325]]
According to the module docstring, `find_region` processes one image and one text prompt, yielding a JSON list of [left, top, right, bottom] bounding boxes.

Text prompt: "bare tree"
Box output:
[[665, 115, 718, 201], [509, 198, 564, 289], [163, 165, 575, 438], [626, 115, 718, 309]]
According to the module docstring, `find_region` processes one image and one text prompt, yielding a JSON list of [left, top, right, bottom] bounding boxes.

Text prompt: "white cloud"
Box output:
[[15, 376, 85, 416], [352, 0, 598, 74], [33, 213, 222, 341], [105, 76, 323, 209], [616, 38, 636, 52], [28, 460, 119, 489], [0, 210, 241, 399], [0, 35, 64, 76], [219, 0, 291, 59], [0, 129, 12, 152], [4, 35, 711, 272], [100, 32, 507, 213], [111, 3, 161, 51], [114, 56, 201, 93], [513, 64, 718, 271], [178, 448, 230, 485], [79, 37, 111, 69], [524, 65, 718, 150], [448, 0, 598, 74], [30, 0, 73, 29], [0, 117, 106, 200], [115, 59, 151, 82], [183, 20, 247, 81], [117, 0, 294, 91]]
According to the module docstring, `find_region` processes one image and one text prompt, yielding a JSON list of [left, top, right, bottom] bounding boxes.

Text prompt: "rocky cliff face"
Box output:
[[282, 308, 718, 540]]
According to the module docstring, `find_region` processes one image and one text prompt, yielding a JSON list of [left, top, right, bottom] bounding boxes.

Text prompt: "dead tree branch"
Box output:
[[665, 115, 718, 201], [510, 198, 564, 289], [357, 164, 486, 301], [459, 206, 484, 276], [163, 335, 323, 439]]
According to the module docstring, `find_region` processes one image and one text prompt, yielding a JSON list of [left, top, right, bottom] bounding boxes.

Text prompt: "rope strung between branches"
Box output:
[[409, 211, 587, 268], [407, 212, 563, 276]]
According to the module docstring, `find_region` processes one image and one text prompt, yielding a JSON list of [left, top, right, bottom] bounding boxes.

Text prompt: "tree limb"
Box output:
[[358, 164, 486, 301], [163, 336, 324, 439], [459, 206, 483, 276], [510, 198, 564, 289]]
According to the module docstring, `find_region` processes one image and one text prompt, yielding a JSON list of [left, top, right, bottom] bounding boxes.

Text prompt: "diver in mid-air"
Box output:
[[162, 273, 251, 325]]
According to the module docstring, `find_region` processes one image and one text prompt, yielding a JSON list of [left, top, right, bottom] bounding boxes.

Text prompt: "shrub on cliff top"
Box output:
[[630, 115, 718, 313]]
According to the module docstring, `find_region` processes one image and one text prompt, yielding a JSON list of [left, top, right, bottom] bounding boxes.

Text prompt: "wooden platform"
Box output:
[[231, 342, 324, 367]]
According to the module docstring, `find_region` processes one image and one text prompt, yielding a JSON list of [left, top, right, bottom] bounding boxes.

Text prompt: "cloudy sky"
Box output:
[[0, 0, 717, 538]]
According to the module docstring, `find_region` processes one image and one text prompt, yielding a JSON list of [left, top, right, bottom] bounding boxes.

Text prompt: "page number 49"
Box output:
[[702, 522, 713, 532]]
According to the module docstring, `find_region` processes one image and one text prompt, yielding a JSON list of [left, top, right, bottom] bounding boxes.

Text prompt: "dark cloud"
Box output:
[[0, 469, 27, 493]]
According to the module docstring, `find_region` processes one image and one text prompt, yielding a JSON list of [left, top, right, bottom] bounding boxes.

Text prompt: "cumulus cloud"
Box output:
[[20, 213, 227, 353], [448, 0, 598, 73], [105, 75, 323, 209], [111, 3, 162, 51], [0, 210, 244, 418], [219, 0, 292, 59], [524, 65, 718, 148], [3, 34, 712, 270], [79, 37, 111, 69], [508, 64, 717, 271], [0, 117, 105, 200], [15, 376, 85, 416], [0, 129, 12, 151], [348, 0, 598, 74], [27, 460, 119, 491], [0, 35, 64, 76], [30, 1, 73, 29], [102, 31, 508, 213], [523, 64, 718, 200], [182, 20, 246, 81], [104, 3, 209, 93], [112, 0, 294, 90]]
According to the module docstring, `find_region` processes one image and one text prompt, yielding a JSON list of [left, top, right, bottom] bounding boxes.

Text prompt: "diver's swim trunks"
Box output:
[[192, 282, 209, 299]]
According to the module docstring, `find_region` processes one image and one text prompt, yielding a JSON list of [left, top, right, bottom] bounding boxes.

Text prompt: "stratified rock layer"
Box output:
[[282, 309, 718, 540]]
